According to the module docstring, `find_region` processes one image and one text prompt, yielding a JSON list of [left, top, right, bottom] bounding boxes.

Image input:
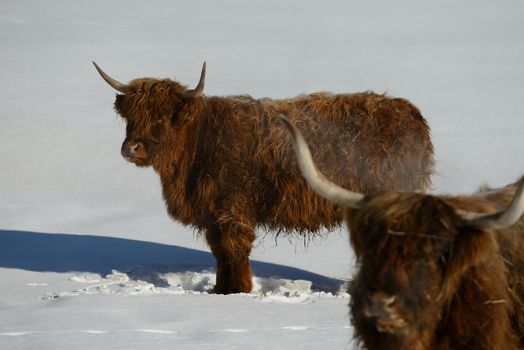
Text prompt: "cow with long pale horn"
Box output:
[[280, 115, 524, 349], [93, 61, 434, 294]]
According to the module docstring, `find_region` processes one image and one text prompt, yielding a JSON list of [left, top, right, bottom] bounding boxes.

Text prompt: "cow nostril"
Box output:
[[384, 295, 398, 308], [129, 143, 144, 154], [121, 141, 145, 158], [366, 292, 398, 311]]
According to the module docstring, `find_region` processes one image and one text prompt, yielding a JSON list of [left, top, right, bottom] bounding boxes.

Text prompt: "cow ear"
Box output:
[[113, 94, 126, 116]]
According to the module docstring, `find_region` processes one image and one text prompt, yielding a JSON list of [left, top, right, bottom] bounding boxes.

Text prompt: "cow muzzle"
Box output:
[[363, 292, 408, 334], [121, 140, 148, 163]]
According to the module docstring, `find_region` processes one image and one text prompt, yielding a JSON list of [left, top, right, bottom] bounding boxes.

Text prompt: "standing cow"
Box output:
[[93, 61, 434, 294], [281, 116, 524, 349]]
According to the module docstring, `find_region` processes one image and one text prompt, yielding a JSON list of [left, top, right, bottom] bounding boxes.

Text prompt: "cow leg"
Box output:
[[205, 216, 256, 294]]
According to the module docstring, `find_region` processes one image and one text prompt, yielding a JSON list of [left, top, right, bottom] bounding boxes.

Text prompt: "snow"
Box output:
[[1, 0, 524, 349]]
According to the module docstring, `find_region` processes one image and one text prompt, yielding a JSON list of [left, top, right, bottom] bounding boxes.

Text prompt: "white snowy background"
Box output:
[[1, 0, 523, 349]]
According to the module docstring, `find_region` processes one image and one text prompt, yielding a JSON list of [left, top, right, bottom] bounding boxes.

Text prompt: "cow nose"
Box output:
[[121, 140, 145, 158], [364, 291, 399, 318]]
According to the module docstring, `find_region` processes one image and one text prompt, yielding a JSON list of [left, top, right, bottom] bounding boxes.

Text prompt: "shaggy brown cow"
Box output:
[[281, 116, 524, 349], [93, 61, 434, 294]]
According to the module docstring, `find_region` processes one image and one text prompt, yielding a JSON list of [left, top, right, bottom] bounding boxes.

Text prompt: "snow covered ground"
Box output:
[[1, 0, 523, 349]]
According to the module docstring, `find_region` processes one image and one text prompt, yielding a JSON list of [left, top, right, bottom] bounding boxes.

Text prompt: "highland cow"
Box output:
[[281, 116, 524, 349], [93, 61, 434, 294]]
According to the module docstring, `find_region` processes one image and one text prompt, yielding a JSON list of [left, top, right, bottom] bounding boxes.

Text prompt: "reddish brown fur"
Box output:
[[348, 181, 524, 349], [106, 71, 434, 294]]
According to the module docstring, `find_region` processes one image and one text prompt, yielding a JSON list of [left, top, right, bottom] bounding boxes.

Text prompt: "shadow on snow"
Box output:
[[0, 229, 344, 293]]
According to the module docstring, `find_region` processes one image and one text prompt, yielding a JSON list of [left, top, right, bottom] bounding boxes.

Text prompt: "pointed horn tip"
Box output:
[[515, 174, 524, 201], [92, 61, 104, 70], [460, 174, 524, 229], [518, 175, 524, 187], [277, 114, 293, 128], [184, 61, 207, 98], [92, 61, 106, 77], [277, 115, 299, 137], [511, 175, 524, 199], [92, 60, 104, 74], [278, 114, 289, 122], [199, 61, 206, 75]]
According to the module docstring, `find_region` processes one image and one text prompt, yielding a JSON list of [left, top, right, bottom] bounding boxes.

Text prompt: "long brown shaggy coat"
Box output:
[[100, 68, 434, 294], [348, 181, 524, 349]]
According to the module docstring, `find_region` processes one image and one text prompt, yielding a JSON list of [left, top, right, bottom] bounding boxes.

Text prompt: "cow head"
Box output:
[[346, 192, 497, 345], [279, 115, 524, 345], [93, 61, 206, 167]]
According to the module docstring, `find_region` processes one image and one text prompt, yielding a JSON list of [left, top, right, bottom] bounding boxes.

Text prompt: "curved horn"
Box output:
[[184, 61, 206, 98], [279, 115, 365, 209], [459, 176, 524, 229], [92, 61, 132, 94]]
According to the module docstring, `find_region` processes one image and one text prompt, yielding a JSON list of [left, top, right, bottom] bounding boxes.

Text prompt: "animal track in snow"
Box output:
[[45, 268, 349, 303]]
